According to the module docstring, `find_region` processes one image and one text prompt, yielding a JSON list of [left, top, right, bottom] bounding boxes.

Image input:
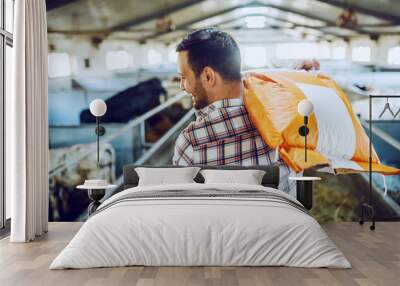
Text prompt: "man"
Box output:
[[172, 28, 319, 194]]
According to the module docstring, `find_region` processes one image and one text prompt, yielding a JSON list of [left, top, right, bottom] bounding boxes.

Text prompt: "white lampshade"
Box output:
[[298, 99, 314, 116], [89, 99, 107, 117]]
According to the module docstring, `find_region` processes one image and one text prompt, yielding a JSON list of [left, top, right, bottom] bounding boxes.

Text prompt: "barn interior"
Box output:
[[44, 0, 400, 221]]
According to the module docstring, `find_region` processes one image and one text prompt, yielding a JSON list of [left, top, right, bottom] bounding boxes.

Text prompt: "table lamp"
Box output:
[[297, 99, 314, 163], [289, 99, 319, 210], [89, 99, 107, 166]]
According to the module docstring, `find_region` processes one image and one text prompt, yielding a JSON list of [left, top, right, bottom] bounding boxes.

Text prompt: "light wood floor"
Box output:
[[0, 222, 399, 286]]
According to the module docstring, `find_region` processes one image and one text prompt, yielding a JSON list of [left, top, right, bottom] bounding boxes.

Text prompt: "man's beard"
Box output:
[[192, 81, 208, 110]]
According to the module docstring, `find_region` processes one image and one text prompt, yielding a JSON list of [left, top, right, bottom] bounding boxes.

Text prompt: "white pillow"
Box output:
[[200, 169, 266, 185], [135, 167, 200, 186]]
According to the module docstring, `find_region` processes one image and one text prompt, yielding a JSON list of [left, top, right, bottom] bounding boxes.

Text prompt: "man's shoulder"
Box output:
[[194, 104, 250, 128], [179, 104, 256, 146]]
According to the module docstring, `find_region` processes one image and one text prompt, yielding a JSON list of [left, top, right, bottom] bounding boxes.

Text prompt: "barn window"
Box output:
[[48, 53, 72, 78], [352, 46, 371, 62], [244, 46, 267, 68], [276, 43, 318, 59], [388, 46, 400, 65], [105, 50, 133, 71], [147, 49, 163, 66], [332, 46, 346, 60]]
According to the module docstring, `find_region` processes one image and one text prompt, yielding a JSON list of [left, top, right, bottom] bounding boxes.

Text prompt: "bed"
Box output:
[[50, 165, 351, 269]]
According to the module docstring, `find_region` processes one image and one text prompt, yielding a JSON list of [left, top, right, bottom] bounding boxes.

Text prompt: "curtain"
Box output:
[[7, 0, 49, 242]]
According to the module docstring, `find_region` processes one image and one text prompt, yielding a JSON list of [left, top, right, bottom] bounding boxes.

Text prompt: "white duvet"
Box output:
[[50, 183, 351, 269]]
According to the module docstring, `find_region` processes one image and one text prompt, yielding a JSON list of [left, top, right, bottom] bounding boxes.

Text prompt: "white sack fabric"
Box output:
[[7, 0, 49, 242], [50, 184, 350, 269]]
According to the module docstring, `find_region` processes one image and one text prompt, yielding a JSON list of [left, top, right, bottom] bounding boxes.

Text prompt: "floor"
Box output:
[[0, 222, 399, 286]]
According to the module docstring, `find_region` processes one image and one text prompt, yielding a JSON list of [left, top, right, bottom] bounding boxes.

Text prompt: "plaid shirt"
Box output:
[[173, 98, 295, 194]]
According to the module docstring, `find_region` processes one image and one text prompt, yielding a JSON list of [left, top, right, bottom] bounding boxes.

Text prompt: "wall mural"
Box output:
[[47, 4, 400, 223]]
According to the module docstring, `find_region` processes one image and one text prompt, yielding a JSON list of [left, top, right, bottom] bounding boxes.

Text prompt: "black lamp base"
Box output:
[[298, 126, 309, 136], [95, 125, 106, 136], [296, 180, 313, 210]]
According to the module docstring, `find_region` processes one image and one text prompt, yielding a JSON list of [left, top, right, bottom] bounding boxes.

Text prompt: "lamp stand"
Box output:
[[298, 116, 309, 163], [95, 116, 106, 167]]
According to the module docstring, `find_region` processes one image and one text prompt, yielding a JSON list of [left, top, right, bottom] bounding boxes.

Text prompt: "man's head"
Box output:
[[176, 28, 241, 109]]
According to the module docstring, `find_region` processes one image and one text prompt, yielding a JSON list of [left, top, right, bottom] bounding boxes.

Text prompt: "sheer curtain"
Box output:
[[7, 0, 48, 242]]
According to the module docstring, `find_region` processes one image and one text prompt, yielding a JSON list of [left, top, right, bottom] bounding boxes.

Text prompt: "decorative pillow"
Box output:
[[135, 167, 201, 186], [200, 169, 266, 185]]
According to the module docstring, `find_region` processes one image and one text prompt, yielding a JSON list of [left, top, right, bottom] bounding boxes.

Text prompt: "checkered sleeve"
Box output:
[[172, 129, 194, 166]]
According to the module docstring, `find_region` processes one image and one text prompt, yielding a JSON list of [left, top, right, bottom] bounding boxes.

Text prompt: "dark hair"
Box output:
[[176, 28, 241, 81]]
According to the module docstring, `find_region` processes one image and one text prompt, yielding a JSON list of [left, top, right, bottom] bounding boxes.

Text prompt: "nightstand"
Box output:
[[289, 176, 321, 210], [77, 182, 116, 216]]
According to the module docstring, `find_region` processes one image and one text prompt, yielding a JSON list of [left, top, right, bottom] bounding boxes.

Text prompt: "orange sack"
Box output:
[[243, 70, 400, 175]]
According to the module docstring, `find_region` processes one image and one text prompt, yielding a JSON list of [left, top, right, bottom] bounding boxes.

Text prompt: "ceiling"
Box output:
[[46, 0, 400, 44]]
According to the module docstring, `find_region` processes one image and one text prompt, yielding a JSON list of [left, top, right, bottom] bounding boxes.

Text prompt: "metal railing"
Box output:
[[49, 91, 190, 178], [359, 117, 400, 216], [114, 108, 195, 185], [349, 88, 400, 151], [359, 119, 400, 152]]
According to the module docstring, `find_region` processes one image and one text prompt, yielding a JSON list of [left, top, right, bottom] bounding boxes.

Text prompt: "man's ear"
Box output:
[[201, 66, 217, 87]]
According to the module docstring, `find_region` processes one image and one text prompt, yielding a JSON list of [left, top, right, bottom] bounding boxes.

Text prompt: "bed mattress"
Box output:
[[50, 183, 350, 269]]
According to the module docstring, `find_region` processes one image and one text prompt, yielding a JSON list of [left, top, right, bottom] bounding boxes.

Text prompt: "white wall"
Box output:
[[47, 33, 400, 82], [47, 35, 176, 78]]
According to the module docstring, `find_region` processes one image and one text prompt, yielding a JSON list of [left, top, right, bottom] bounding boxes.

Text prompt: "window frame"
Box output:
[[1, 0, 14, 231]]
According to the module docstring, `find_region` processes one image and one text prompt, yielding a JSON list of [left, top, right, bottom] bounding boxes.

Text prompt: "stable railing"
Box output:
[[49, 91, 192, 179]]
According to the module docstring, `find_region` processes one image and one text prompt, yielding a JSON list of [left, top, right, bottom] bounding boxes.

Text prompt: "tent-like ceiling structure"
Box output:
[[46, 0, 400, 44]]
